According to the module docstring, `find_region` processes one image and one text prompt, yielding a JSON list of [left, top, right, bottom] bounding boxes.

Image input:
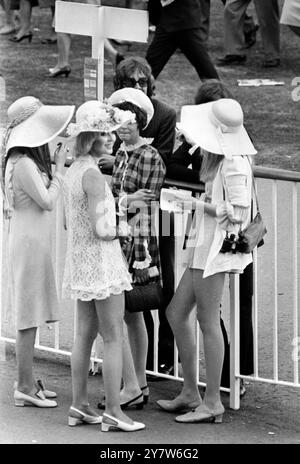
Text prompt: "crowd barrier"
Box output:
[[1, 165, 299, 410]]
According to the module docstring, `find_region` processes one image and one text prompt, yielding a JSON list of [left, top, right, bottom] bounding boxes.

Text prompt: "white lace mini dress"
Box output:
[[62, 155, 132, 301]]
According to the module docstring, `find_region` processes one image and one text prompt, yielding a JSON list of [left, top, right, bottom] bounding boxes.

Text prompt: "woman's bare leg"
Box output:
[[53, 33, 71, 69], [120, 322, 142, 402], [16, 327, 37, 393], [193, 269, 225, 410], [95, 294, 134, 423], [165, 267, 202, 403], [124, 311, 148, 391], [71, 300, 98, 409]]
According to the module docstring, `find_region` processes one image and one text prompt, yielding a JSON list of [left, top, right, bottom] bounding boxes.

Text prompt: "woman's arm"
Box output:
[[82, 168, 117, 241], [16, 157, 63, 211], [131, 150, 166, 268]]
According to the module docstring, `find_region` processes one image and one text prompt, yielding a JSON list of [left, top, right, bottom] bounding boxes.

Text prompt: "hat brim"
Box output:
[[6, 104, 75, 152], [66, 122, 125, 139], [180, 103, 257, 157], [107, 88, 154, 128]]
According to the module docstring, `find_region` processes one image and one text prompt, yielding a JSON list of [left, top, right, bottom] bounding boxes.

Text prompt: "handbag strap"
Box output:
[[245, 156, 260, 213]]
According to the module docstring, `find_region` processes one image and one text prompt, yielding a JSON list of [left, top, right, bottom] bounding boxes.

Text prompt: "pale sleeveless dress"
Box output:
[[62, 155, 132, 301]]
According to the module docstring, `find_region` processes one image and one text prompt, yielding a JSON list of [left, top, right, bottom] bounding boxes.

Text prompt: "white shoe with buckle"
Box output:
[[14, 388, 57, 408], [14, 379, 57, 399]]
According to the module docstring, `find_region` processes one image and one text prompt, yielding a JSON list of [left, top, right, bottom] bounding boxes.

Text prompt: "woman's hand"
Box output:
[[173, 193, 198, 212], [134, 268, 150, 284], [116, 221, 132, 246], [177, 127, 197, 147], [98, 155, 115, 171], [127, 189, 156, 206], [54, 143, 69, 173]]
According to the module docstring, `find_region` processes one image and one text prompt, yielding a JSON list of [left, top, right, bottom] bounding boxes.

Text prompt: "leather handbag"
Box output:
[[237, 211, 266, 253], [125, 281, 164, 313]]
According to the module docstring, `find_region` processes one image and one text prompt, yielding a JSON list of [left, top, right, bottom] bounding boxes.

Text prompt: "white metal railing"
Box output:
[[1, 166, 299, 410]]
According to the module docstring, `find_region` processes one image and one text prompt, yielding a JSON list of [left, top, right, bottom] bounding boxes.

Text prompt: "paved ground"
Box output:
[[0, 342, 299, 445]]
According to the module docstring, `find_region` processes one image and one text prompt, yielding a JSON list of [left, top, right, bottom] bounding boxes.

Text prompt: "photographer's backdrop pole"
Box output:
[[55, 1, 149, 100]]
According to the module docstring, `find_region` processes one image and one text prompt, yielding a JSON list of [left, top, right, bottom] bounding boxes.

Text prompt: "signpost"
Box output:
[[55, 1, 149, 100]]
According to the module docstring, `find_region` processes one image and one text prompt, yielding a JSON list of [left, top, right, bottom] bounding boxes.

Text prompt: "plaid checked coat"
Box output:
[[111, 141, 166, 276]]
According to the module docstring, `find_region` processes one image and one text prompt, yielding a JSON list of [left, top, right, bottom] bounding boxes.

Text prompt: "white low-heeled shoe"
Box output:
[[157, 398, 201, 413], [101, 413, 145, 432], [68, 406, 102, 426], [14, 389, 57, 408], [14, 379, 57, 399], [175, 404, 225, 424]]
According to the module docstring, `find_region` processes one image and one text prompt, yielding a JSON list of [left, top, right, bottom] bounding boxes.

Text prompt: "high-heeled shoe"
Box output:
[[97, 392, 144, 410], [48, 65, 71, 78], [9, 32, 32, 43], [101, 413, 145, 432], [14, 388, 57, 408], [175, 404, 225, 424], [68, 406, 102, 426], [13, 379, 57, 399], [141, 385, 149, 405], [121, 392, 144, 410], [157, 398, 201, 413]]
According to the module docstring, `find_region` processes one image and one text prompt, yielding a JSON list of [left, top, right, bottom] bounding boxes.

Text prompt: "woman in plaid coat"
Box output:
[[110, 89, 166, 409]]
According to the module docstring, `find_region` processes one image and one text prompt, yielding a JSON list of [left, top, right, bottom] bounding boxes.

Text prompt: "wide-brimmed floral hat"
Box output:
[[66, 100, 136, 138]]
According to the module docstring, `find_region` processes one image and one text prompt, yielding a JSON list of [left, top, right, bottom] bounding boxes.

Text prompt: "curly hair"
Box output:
[[113, 56, 155, 98]]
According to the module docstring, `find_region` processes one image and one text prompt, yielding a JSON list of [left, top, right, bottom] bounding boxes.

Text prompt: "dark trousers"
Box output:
[[146, 26, 219, 80], [221, 262, 254, 387], [145, 210, 175, 369], [199, 0, 256, 44]]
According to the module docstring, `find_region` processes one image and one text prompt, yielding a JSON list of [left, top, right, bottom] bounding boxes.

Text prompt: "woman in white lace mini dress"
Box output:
[[62, 100, 145, 432]]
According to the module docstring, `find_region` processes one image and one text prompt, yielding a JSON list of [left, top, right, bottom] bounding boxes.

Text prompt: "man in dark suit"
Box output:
[[146, 0, 219, 80]]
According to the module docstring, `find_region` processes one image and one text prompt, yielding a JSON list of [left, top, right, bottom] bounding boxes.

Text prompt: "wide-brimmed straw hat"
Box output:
[[180, 98, 257, 159], [107, 88, 154, 128], [4, 96, 75, 153], [66, 100, 136, 138]]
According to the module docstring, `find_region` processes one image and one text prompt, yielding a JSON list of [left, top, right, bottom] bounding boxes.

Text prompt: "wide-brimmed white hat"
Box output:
[[4, 96, 75, 153], [66, 100, 136, 138], [107, 88, 154, 128], [180, 98, 257, 159]]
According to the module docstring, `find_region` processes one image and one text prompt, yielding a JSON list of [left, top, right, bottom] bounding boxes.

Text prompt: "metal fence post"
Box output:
[[229, 273, 240, 410]]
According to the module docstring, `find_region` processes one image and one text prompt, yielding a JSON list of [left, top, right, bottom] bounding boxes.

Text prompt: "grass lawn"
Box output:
[[0, 0, 299, 171]]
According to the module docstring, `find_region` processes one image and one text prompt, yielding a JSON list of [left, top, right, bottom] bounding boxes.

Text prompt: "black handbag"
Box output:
[[220, 159, 267, 254], [125, 281, 164, 313], [237, 211, 266, 253]]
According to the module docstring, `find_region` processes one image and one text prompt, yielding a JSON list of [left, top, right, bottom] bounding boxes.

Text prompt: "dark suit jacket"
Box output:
[[148, 0, 202, 31], [142, 98, 176, 166], [167, 140, 202, 183]]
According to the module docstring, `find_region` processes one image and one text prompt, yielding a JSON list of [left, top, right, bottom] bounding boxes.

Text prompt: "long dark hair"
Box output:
[[4, 144, 53, 182], [113, 56, 155, 98], [200, 151, 224, 184]]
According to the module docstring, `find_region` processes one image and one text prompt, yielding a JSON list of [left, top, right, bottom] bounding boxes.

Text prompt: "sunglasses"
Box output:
[[123, 77, 148, 88]]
